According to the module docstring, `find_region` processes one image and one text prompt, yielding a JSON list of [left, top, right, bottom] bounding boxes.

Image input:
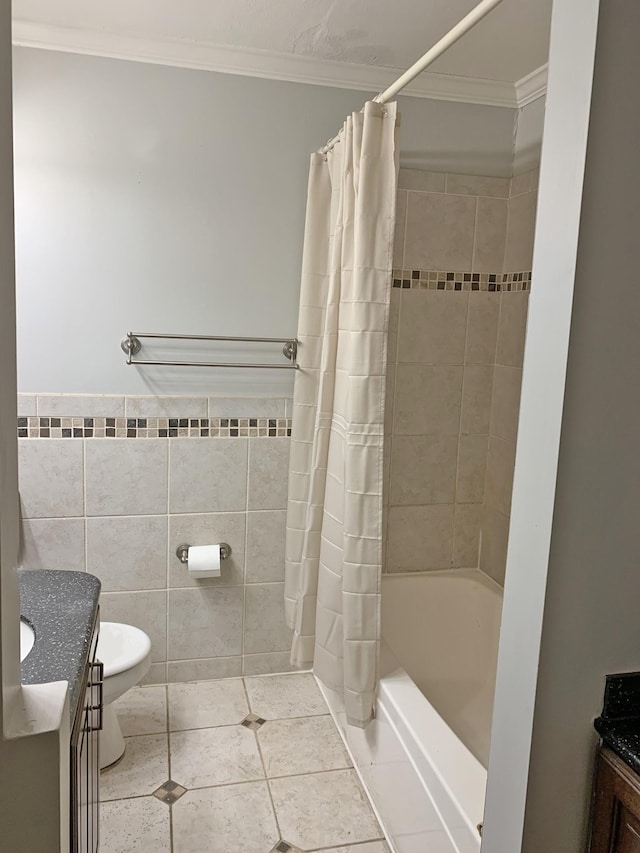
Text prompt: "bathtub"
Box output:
[[318, 568, 503, 853]]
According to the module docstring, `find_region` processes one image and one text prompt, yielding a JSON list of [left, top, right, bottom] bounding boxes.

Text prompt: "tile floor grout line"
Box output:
[[241, 676, 284, 842], [96, 764, 355, 802], [164, 711, 331, 736], [306, 839, 388, 852], [165, 684, 175, 853]]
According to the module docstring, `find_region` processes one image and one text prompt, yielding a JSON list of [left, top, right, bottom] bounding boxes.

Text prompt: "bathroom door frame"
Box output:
[[482, 0, 640, 850]]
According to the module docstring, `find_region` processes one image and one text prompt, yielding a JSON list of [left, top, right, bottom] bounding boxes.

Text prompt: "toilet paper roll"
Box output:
[[187, 544, 221, 578]]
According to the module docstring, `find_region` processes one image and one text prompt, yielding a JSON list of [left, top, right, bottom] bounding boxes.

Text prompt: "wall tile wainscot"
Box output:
[[17, 395, 295, 682]]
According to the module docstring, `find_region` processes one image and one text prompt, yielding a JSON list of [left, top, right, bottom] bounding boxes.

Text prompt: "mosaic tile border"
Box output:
[[17, 417, 292, 439], [392, 269, 532, 292]]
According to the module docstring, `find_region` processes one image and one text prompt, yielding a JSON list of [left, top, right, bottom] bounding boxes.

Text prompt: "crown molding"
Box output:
[[515, 63, 548, 107], [12, 20, 521, 108]]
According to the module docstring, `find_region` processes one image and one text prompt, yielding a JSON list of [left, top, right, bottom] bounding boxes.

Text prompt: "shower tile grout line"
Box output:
[[165, 440, 172, 679], [452, 286, 474, 569], [240, 439, 250, 673]]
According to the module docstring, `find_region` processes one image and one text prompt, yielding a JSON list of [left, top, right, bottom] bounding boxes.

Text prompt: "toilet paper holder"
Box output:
[[176, 543, 232, 563]]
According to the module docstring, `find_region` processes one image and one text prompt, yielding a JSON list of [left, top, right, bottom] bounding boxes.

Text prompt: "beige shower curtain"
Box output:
[[284, 101, 398, 727]]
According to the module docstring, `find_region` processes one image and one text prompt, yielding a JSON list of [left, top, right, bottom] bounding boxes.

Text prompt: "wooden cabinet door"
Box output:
[[71, 615, 101, 853], [615, 804, 640, 853], [590, 749, 640, 853]]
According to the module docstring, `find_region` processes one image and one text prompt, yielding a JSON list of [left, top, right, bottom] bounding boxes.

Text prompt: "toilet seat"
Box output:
[[98, 622, 151, 677]]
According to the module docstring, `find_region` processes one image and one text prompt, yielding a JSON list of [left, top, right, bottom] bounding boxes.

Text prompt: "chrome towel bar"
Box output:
[[120, 332, 298, 369]]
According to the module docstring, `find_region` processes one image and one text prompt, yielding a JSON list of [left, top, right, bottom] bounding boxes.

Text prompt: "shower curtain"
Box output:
[[284, 101, 398, 727]]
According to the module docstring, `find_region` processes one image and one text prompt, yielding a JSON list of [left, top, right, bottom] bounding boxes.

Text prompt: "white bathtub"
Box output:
[[318, 569, 503, 853]]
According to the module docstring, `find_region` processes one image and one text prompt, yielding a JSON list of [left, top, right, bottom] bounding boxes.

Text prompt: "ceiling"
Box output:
[[12, 0, 553, 105]]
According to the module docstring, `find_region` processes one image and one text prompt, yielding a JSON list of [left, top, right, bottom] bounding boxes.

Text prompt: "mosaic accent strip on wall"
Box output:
[[392, 269, 532, 292], [17, 416, 292, 439]]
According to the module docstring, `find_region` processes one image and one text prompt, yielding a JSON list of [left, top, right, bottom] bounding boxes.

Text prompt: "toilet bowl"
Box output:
[[97, 621, 152, 769]]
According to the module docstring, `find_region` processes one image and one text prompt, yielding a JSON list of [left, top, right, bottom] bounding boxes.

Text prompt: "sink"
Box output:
[[20, 618, 35, 662]]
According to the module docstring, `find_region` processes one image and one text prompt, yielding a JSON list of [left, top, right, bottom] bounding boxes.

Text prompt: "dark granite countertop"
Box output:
[[595, 672, 640, 776], [19, 569, 101, 721]]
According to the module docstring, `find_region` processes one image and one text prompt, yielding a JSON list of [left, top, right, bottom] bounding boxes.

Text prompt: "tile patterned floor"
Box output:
[[100, 672, 391, 853]]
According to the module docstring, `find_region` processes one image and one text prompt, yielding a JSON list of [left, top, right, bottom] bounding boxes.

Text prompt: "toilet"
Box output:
[[97, 621, 152, 769]]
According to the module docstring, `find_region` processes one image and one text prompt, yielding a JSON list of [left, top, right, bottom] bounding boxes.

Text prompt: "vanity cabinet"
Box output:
[[590, 748, 640, 852], [70, 613, 102, 853]]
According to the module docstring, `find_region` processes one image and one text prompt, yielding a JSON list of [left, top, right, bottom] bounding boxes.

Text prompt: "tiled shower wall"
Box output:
[[482, 172, 537, 584], [384, 167, 538, 584], [16, 394, 295, 682]]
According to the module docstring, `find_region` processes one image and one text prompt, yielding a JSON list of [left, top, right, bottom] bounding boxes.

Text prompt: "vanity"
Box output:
[[19, 570, 102, 853], [590, 673, 640, 852]]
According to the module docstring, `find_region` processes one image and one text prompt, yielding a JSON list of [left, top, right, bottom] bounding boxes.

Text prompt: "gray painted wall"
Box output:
[[12, 47, 516, 396], [522, 1, 640, 848], [513, 97, 545, 175]]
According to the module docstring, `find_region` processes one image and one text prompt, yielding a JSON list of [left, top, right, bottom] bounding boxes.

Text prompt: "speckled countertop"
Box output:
[[19, 569, 101, 721], [595, 672, 640, 775]]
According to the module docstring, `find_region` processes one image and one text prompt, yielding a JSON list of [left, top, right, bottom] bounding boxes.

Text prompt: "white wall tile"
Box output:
[[100, 589, 168, 663], [167, 656, 242, 683], [398, 291, 468, 364], [18, 439, 84, 518], [446, 173, 510, 198], [167, 587, 243, 660], [479, 505, 510, 586], [404, 192, 476, 271], [490, 364, 523, 442], [17, 394, 37, 416], [389, 436, 457, 505], [485, 436, 517, 516], [246, 511, 286, 583], [453, 504, 482, 569], [124, 396, 207, 418], [456, 435, 489, 503], [242, 652, 298, 676], [141, 662, 168, 685], [87, 515, 167, 591], [473, 198, 508, 273], [386, 505, 454, 571], [465, 293, 500, 365], [496, 293, 529, 367], [37, 394, 125, 418], [394, 365, 463, 436], [247, 438, 290, 510], [20, 517, 85, 571], [86, 439, 168, 516], [169, 439, 247, 513], [398, 169, 446, 193], [208, 397, 286, 418], [244, 583, 293, 655], [168, 512, 245, 587], [460, 366, 493, 435]]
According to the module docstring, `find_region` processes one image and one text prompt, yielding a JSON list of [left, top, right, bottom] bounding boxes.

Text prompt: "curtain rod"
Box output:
[[318, 0, 504, 156]]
